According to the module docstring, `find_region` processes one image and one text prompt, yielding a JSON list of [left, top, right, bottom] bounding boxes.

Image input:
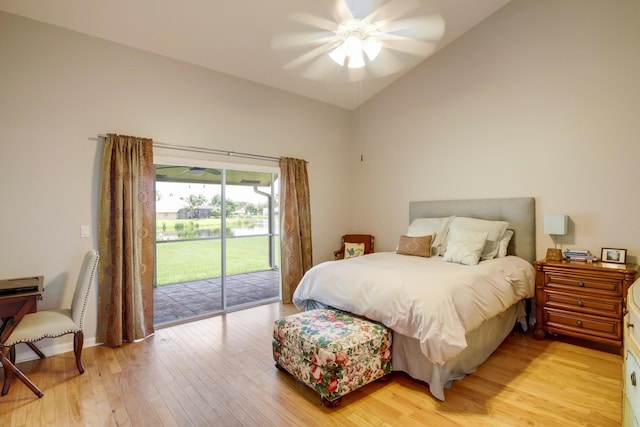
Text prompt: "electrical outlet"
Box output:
[[80, 225, 90, 238]]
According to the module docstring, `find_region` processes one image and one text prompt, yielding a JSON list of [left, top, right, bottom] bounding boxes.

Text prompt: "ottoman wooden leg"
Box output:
[[321, 396, 342, 408]]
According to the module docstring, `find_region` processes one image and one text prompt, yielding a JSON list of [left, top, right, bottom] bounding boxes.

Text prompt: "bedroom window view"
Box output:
[[154, 164, 280, 326]]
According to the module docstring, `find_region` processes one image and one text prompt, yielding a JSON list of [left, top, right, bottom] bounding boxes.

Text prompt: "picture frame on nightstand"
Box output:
[[601, 247, 626, 264]]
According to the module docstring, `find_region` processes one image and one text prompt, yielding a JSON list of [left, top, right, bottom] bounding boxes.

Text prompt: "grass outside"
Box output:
[[156, 235, 280, 286]]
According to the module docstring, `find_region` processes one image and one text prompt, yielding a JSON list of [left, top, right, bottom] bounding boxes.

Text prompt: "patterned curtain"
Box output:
[[97, 134, 155, 346], [279, 157, 313, 304]]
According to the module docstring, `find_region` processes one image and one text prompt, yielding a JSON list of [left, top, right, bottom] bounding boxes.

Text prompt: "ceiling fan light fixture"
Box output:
[[343, 34, 363, 57], [276, 3, 447, 82], [347, 51, 365, 68], [329, 20, 381, 68], [329, 44, 347, 65], [363, 37, 382, 61]]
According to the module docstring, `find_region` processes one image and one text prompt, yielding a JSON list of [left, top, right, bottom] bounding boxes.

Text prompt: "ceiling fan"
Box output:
[[272, 0, 445, 81], [155, 165, 221, 177]]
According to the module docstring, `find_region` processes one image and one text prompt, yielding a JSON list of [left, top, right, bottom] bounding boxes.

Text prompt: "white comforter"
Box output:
[[292, 252, 535, 366]]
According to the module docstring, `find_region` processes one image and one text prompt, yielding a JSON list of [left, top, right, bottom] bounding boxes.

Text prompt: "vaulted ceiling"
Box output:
[[0, 0, 511, 110]]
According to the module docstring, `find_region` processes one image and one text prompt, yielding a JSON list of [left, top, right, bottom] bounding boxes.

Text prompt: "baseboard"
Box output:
[[14, 337, 98, 363]]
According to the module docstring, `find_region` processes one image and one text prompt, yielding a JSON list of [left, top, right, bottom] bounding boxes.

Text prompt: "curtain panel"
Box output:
[[97, 134, 155, 346], [279, 157, 313, 304]]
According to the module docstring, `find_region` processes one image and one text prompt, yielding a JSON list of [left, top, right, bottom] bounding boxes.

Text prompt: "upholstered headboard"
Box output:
[[409, 197, 536, 264]]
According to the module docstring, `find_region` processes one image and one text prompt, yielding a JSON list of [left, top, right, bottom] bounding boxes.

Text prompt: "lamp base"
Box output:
[[546, 248, 564, 261]]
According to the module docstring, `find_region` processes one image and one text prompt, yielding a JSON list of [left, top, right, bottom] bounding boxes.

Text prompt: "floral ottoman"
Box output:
[[272, 308, 392, 407]]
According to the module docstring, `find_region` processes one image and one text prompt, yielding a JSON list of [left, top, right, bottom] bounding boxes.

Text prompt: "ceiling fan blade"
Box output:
[[365, 50, 407, 77], [378, 15, 445, 41], [272, 31, 335, 50], [381, 36, 437, 57], [333, 0, 355, 23], [300, 55, 338, 80], [288, 12, 338, 31], [283, 42, 336, 70], [362, 0, 420, 24]]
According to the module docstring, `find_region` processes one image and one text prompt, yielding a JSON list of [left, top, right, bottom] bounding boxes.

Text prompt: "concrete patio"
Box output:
[[154, 269, 281, 325]]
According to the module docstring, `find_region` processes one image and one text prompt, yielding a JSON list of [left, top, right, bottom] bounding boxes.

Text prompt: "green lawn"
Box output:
[[155, 235, 279, 286]]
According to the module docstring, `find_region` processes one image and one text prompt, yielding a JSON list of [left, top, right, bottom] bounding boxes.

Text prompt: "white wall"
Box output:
[[0, 11, 351, 357], [351, 0, 640, 262]]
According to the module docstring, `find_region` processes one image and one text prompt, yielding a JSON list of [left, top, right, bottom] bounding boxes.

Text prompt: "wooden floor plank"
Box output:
[[0, 302, 624, 426]]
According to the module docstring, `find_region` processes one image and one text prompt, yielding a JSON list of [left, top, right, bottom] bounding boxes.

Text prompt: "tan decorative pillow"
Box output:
[[396, 235, 433, 257], [344, 242, 365, 258]]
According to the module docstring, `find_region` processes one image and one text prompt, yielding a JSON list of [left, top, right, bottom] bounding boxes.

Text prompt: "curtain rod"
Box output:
[[97, 134, 281, 163]]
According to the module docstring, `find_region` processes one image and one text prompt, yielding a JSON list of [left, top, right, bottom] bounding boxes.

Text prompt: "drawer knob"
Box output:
[[577, 299, 584, 307], [576, 320, 583, 327], [578, 281, 585, 287], [632, 371, 637, 387]]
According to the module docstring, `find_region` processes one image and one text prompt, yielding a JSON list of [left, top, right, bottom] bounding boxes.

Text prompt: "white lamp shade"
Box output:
[[363, 37, 382, 60], [544, 214, 568, 235], [343, 36, 363, 57], [329, 45, 347, 66], [347, 52, 365, 68]]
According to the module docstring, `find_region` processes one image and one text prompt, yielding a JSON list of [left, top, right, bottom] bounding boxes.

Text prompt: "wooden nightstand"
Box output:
[[533, 259, 639, 348]]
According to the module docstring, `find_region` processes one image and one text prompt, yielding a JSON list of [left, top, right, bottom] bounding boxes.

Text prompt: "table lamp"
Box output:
[[544, 214, 568, 260]]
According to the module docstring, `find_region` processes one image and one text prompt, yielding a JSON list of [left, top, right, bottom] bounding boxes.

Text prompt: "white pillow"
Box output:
[[344, 242, 365, 258], [442, 227, 488, 266], [497, 229, 514, 258], [446, 217, 509, 260], [407, 216, 455, 257]]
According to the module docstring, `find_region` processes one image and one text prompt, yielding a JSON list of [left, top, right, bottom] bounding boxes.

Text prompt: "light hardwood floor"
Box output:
[[0, 302, 622, 426]]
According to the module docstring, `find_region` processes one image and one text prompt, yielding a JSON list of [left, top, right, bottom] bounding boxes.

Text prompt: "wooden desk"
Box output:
[[0, 276, 44, 398]]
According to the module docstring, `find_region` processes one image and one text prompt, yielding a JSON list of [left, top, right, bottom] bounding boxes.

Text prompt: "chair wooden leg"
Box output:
[[73, 331, 85, 374], [26, 342, 46, 359], [0, 348, 43, 398], [3, 347, 13, 394], [9, 345, 16, 365]]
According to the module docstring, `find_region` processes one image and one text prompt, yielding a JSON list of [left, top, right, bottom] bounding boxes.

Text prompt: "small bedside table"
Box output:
[[533, 259, 639, 348]]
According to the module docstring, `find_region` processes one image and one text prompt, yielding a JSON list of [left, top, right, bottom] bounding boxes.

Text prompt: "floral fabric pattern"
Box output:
[[273, 309, 392, 403]]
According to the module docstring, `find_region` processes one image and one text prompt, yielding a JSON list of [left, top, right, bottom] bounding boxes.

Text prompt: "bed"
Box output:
[[292, 197, 536, 400]]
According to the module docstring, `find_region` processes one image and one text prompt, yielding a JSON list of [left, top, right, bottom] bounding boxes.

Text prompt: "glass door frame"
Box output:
[[154, 155, 280, 322]]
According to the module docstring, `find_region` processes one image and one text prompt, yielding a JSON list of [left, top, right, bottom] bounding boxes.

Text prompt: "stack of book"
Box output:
[[563, 249, 598, 262]]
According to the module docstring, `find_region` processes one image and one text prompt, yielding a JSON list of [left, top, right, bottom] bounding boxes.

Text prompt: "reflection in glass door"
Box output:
[[153, 164, 280, 326]]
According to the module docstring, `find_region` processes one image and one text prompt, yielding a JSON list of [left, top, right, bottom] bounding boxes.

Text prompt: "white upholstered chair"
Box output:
[[5, 250, 99, 389]]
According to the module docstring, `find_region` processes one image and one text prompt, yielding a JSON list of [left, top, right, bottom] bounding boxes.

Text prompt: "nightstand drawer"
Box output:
[[545, 271, 622, 297], [544, 308, 621, 341], [544, 290, 622, 318]]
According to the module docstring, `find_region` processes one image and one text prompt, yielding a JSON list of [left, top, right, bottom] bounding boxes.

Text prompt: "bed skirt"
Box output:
[[304, 300, 525, 401]]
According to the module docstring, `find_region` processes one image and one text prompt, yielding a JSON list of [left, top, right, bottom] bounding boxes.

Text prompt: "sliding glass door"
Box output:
[[153, 162, 280, 326]]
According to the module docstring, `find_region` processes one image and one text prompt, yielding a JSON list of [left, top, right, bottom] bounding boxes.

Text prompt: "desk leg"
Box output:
[[0, 349, 43, 398]]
